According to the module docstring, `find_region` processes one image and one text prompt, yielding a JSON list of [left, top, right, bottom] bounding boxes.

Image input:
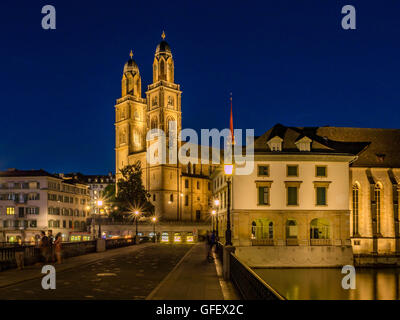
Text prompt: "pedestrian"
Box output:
[[54, 232, 62, 264], [39, 231, 50, 263], [48, 230, 55, 262], [210, 231, 216, 251], [14, 242, 25, 270], [206, 231, 214, 261]]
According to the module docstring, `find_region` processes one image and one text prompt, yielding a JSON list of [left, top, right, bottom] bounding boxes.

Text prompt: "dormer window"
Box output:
[[295, 136, 312, 152], [267, 136, 283, 152]]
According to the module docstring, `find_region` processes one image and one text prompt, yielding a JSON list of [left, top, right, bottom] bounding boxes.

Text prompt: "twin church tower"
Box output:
[[114, 33, 212, 221]]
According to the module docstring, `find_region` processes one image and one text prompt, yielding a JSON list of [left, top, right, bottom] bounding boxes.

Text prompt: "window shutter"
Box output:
[[258, 187, 264, 204], [288, 187, 297, 205], [317, 187, 326, 205]]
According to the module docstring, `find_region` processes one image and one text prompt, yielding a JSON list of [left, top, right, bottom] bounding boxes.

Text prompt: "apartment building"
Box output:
[[0, 169, 90, 243]]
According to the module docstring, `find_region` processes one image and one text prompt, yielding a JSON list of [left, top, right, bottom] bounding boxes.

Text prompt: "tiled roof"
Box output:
[[0, 169, 60, 179], [315, 127, 400, 167], [254, 124, 369, 156]]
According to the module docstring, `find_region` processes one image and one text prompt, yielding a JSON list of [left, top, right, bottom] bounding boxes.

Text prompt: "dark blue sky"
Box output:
[[0, 0, 399, 174]]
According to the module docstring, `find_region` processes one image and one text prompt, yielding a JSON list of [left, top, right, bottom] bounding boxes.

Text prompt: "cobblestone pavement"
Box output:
[[0, 244, 191, 300]]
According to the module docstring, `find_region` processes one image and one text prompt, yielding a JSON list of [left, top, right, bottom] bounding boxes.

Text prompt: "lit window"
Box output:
[[6, 207, 15, 215], [375, 184, 382, 234], [352, 184, 359, 236]]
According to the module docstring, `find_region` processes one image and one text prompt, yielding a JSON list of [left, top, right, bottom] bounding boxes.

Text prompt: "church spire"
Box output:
[[129, 50, 133, 59], [161, 30, 166, 40]]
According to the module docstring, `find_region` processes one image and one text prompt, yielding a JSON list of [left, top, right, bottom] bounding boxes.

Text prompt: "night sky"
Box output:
[[0, 0, 399, 174]]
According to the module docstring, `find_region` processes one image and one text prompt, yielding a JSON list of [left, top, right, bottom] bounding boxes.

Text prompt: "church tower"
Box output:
[[115, 51, 147, 183], [146, 32, 183, 220]]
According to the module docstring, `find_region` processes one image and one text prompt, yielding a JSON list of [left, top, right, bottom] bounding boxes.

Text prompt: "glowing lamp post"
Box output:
[[214, 199, 220, 240], [152, 217, 157, 243], [224, 164, 234, 246], [97, 200, 103, 239], [211, 210, 216, 234], [134, 210, 140, 238]]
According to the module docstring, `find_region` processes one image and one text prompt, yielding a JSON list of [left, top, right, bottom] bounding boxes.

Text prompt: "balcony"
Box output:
[[310, 239, 332, 246], [286, 239, 299, 246], [251, 239, 274, 246]]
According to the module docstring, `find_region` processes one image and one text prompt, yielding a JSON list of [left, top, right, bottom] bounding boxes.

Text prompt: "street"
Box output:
[[0, 244, 191, 300]]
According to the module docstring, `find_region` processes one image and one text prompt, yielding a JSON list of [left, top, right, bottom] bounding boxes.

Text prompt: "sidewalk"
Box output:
[[147, 243, 240, 300], [0, 242, 154, 288]]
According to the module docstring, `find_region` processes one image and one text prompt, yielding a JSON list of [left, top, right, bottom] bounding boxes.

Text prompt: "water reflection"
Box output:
[[254, 268, 400, 300]]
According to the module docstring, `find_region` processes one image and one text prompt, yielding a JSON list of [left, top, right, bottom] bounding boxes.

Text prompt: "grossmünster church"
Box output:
[[114, 33, 213, 222]]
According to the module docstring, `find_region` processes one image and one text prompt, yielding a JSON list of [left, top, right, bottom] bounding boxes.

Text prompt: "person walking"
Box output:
[[206, 231, 214, 261], [14, 242, 25, 270], [54, 233, 62, 264], [39, 231, 49, 263], [48, 230, 55, 262]]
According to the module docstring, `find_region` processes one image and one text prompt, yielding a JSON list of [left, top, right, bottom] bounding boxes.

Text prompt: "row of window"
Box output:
[[48, 182, 88, 195], [48, 220, 86, 229], [2, 220, 37, 228], [48, 207, 86, 217], [48, 193, 87, 205], [0, 182, 40, 190], [151, 193, 203, 206], [0, 193, 40, 201], [251, 218, 330, 240], [0, 207, 39, 216], [351, 183, 396, 236], [257, 165, 327, 178], [257, 184, 328, 206], [184, 179, 211, 190]]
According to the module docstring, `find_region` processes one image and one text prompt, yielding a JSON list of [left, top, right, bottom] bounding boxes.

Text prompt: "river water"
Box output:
[[254, 268, 400, 300]]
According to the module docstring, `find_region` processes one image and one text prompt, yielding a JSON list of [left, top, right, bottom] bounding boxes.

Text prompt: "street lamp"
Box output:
[[224, 164, 234, 246], [214, 199, 220, 240], [134, 210, 140, 243], [97, 200, 103, 239], [211, 210, 216, 234], [152, 216, 157, 243]]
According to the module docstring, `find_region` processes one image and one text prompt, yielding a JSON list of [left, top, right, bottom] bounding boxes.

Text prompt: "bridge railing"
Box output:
[[61, 241, 97, 259], [229, 253, 286, 300], [105, 237, 135, 249], [0, 237, 137, 271]]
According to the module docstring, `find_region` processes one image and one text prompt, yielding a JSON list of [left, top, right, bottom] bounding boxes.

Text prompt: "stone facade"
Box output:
[[0, 169, 91, 243], [115, 34, 212, 221]]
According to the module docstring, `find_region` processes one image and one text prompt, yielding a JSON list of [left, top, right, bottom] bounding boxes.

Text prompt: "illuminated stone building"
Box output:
[[0, 169, 90, 243], [317, 127, 400, 265], [212, 124, 400, 266], [114, 33, 212, 222]]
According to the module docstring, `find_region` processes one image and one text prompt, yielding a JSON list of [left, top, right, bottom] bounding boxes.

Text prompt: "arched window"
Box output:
[[81, 221, 86, 230], [74, 221, 80, 230], [352, 184, 359, 236], [251, 221, 256, 239], [151, 117, 158, 130], [375, 183, 382, 234], [166, 117, 176, 139], [310, 218, 330, 239], [286, 219, 298, 239], [160, 60, 165, 79], [252, 219, 274, 240]]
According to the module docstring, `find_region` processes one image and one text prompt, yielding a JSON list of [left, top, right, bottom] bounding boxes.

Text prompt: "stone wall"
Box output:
[[235, 245, 354, 268]]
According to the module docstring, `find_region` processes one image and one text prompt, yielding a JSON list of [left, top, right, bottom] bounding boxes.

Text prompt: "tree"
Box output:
[[115, 161, 154, 217]]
